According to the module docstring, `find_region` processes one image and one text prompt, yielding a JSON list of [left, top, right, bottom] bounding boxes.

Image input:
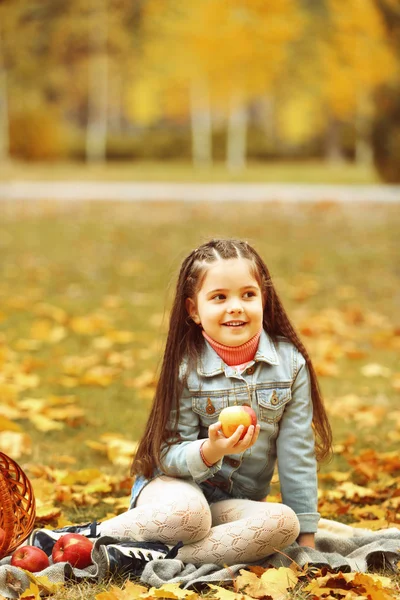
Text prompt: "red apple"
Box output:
[[219, 405, 257, 439], [52, 533, 93, 569], [11, 545, 50, 572]]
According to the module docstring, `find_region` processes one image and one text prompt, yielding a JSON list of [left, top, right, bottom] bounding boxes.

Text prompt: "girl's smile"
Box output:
[[186, 258, 264, 347]]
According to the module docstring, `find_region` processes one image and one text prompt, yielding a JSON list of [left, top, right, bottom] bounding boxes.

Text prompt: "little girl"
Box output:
[[32, 239, 332, 572]]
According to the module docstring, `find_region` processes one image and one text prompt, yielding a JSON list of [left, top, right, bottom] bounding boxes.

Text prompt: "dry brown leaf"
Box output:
[[5, 570, 26, 595]]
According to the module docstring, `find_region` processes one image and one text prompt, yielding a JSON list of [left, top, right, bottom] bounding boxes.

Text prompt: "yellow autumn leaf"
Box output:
[[352, 572, 394, 593], [208, 584, 254, 600], [59, 468, 104, 485], [259, 567, 298, 600], [14, 339, 43, 351], [83, 480, 112, 494], [92, 336, 115, 350], [13, 373, 40, 390], [314, 359, 339, 377], [19, 397, 46, 412], [0, 415, 22, 432], [30, 319, 53, 340], [35, 504, 62, 522], [24, 572, 65, 595], [85, 440, 108, 454], [96, 581, 148, 600], [0, 431, 31, 458], [0, 383, 18, 403], [62, 354, 99, 376], [33, 302, 67, 323], [80, 366, 117, 387], [58, 376, 78, 388], [29, 414, 64, 432], [337, 481, 376, 500], [130, 369, 156, 389], [234, 570, 265, 597], [350, 519, 397, 531], [107, 438, 139, 466], [142, 583, 199, 599], [361, 363, 391, 378], [106, 330, 135, 344], [19, 581, 41, 599], [45, 405, 85, 421], [351, 505, 387, 520]]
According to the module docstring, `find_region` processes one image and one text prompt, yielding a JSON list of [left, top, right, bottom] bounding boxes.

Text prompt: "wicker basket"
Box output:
[[0, 452, 36, 559]]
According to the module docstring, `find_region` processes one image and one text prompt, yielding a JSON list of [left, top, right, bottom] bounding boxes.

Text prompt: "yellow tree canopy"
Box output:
[[129, 0, 303, 121], [318, 0, 397, 119]]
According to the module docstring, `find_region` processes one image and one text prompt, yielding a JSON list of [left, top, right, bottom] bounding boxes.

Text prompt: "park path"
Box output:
[[0, 181, 399, 202]]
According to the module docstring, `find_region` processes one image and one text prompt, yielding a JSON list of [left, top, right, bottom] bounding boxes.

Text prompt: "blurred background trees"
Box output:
[[0, 0, 399, 180]]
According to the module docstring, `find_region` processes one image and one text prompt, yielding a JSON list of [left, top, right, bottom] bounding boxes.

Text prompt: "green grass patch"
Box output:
[[0, 159, 381, 183]]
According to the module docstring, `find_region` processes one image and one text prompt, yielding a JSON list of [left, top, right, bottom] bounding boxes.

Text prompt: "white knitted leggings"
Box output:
[[99, 476, 300, 566]]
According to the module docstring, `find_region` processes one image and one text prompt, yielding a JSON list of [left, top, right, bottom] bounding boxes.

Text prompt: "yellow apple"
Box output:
[[219, 405, 257, 439]]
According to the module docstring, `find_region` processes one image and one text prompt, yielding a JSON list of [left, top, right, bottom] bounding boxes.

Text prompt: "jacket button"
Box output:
[[206, 399, 216, 414], [226, 458, 240, 468], [270, 391, 279, 405], [246, 366, 255, 375]]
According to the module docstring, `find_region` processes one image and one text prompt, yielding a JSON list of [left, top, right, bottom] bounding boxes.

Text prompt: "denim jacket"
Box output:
[[160, 330, 320, 533]]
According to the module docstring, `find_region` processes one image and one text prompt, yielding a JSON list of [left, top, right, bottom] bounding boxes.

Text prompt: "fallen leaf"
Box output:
[[143, 583, 199, 599], [5, 570, 26, 595], [208, 584, 254, 600], [0, 431, 31, 457], [361, 364, 391, 378]]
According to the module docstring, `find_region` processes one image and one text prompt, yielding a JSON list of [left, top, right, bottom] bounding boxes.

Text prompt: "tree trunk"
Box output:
[[226, 94, 248, 171], [325, 115, 346, 164], [0, 33, 9, 164], [86, 0, 108, 163], [355, 93, 373, 166], [190, 78, 212, 168], [108, 69, 123, 134]]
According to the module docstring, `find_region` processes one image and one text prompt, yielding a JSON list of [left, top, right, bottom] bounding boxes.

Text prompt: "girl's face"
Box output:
[[186, 258, 264, 347]]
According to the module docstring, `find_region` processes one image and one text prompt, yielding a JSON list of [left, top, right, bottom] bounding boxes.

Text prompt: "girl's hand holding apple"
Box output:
[[201, 406, 260, 465]]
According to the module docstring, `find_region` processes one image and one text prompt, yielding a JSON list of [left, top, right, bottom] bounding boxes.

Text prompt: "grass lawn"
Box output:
[[0, 159, 382, 183], [0, 199, 399, 598]]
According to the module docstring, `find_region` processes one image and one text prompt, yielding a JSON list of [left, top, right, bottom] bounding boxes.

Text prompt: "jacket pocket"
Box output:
[[256, 387, 291, 423], [192, 393, 229, 421]]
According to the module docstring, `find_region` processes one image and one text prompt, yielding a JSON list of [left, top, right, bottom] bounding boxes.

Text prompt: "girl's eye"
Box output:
[[243, 291, 256, 298], [212, 294, 226, 301]]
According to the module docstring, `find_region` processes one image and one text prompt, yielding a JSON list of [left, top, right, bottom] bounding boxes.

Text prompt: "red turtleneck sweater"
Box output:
[[202, 328, 262, 368]]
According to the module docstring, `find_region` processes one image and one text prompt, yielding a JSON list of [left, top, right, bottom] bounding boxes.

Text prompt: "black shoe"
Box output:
[[93, 536, 183, 580], [28, 521, 100, 555]]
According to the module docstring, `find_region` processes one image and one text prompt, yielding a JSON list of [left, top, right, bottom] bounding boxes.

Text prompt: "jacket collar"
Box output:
[[197, 329, 279, 377]]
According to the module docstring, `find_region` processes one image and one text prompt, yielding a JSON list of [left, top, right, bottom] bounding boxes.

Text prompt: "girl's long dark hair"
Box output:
[[131, 239, 332, 478]]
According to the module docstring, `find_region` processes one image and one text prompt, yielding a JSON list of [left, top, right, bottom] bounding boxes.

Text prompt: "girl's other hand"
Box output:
[[202, 421, 261, 465]]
